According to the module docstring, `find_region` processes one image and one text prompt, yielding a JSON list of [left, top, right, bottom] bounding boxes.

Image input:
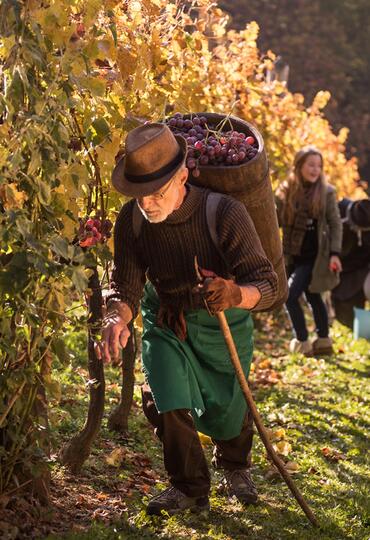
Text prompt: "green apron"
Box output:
[[140, 282, 254, 440]]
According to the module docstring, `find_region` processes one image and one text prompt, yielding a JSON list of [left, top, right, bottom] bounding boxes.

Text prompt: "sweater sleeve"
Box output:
[[106, 201, 147, 318], [326, 186, 343, 255], [217, 198, 278, 311]]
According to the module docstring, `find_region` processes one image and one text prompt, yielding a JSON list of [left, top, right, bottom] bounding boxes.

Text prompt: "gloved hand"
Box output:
[[197, 268, 242, 314], [157, 304, 187, 341]]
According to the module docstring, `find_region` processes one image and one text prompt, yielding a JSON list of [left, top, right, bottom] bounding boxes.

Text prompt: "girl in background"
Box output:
[[276, 146, 343, 356]]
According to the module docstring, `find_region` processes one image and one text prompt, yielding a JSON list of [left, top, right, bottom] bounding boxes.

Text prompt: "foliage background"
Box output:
[[219, 0, 370, 185]]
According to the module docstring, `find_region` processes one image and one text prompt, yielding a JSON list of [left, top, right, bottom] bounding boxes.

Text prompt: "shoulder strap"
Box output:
[[206, 192, 231, 268], [132, 201, 144, 239]]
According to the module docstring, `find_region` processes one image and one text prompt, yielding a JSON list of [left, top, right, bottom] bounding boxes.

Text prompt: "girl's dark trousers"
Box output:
[[285, 262, 329, 341]]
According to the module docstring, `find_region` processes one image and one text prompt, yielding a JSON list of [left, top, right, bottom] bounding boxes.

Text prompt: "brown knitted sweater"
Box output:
[[107, 184, 278, 317]]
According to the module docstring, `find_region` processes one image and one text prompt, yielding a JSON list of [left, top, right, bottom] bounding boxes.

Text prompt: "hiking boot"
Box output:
[[222, 468, 258, 505], [312, 337, 333, 356], [289, 338, 313, 356], [146, 486, 210, 516]]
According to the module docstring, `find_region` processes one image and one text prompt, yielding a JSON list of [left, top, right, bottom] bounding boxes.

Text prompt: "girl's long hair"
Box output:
[[280, 147, 327, 225]]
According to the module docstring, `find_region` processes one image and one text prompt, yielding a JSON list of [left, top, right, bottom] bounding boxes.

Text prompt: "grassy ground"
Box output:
[[2, 310, 369, 540]]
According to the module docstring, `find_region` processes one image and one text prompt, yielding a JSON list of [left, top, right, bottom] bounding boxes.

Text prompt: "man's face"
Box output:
[[137, 167, 188, 223]]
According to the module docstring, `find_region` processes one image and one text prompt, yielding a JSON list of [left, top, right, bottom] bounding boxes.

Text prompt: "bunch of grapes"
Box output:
[[78, 216, 113, 247], [166, 113, 258, 177]]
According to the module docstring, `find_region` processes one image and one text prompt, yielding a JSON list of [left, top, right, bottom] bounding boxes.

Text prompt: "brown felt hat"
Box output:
[[112, 123, 187, 197]]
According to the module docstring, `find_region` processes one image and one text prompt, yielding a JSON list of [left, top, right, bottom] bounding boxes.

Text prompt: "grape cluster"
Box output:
[[78, 216, 113, 247], [166, 113, 258, 177]]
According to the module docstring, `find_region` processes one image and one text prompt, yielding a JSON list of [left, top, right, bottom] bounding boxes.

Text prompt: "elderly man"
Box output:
[[96, 122, 278, 515]]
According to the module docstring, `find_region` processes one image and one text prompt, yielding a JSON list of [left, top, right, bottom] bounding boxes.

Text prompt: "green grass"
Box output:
[[44, 315, 369, 540]]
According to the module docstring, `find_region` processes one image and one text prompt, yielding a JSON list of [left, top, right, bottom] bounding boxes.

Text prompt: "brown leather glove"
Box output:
[[199, 272, 242, 314], [156, 304, 187, 341]]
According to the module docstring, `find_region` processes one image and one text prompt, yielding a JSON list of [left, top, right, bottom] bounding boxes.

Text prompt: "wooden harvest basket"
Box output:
[[185, 112, 288, 310]]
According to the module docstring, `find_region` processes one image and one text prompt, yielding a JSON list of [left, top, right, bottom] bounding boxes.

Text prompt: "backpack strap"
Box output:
[[206, 192, 231, 269], [132, 201, 144, 239]]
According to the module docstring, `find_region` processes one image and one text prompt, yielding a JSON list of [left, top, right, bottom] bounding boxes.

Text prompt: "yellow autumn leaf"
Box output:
[[274, 440, 292, 456], [105, 447, 126, 467], [117, 46, 138, 82], [285, 461, 299, 474], [0, 183, 28, 210], [312, 90, 331, 111], [272, 428, 286, 440], [96, 134, 121, 167], [198, 432, 212, 446], [134, 310, 143, 331]]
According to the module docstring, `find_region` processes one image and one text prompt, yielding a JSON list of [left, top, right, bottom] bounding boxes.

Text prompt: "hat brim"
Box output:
[[112, 135, 187, 197]]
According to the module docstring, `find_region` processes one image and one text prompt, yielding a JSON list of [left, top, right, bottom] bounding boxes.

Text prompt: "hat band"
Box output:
[[125, 149, 183, 184]]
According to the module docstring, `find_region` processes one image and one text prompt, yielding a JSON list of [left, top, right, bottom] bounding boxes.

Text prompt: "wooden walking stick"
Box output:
[[216, 310, 318, 527], [193, 257, 318, 527]]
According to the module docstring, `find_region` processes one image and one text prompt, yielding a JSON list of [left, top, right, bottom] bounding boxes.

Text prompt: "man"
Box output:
[[96, 122, 278, 515], [331, 197, 370, 327]]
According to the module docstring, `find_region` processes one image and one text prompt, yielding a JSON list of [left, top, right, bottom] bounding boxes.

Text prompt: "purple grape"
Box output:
[[200, 155, 209, 165], [188, 128, 197, 137], [176, 119, 184, 128], [168, 118, 177, 127], [187, 158, 196, 169], [193, 117, 201, 125]]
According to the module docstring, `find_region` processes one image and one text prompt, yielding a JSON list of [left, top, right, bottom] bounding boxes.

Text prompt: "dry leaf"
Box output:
[[257, 358, 272, 370], [321, 447, 346, 462], [198, 432, 212, 446], [274, 440, 292, 456], [105, 447, 125, 467], [285, 461, 299, 474], [272, 428, 286, 440]]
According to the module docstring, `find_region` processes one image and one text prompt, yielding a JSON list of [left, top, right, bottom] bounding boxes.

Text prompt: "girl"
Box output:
[[276, 146, 343, 356]]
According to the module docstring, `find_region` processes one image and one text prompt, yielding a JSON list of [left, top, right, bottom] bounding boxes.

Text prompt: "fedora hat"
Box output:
[[112, 123, 187, 197]]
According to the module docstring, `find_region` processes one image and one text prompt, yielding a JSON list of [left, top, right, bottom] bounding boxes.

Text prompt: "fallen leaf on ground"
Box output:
[[256, 358, 272, 370], [273, 440, 292, 456], [272, 428, 286, 440], [265, 460, 299, 480], [285, 461, 299, 473], [105, 447, 126, 467], [321, 447, 347, 462]]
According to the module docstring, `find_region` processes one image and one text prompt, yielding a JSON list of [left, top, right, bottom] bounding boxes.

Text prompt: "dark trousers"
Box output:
[[141, 384, 254, 498], [332, 289, 366, 329], [286, 262, 329, 341]]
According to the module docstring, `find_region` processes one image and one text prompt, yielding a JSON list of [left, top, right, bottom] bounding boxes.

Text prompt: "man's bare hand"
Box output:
[[95, 312, 130, 364]]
